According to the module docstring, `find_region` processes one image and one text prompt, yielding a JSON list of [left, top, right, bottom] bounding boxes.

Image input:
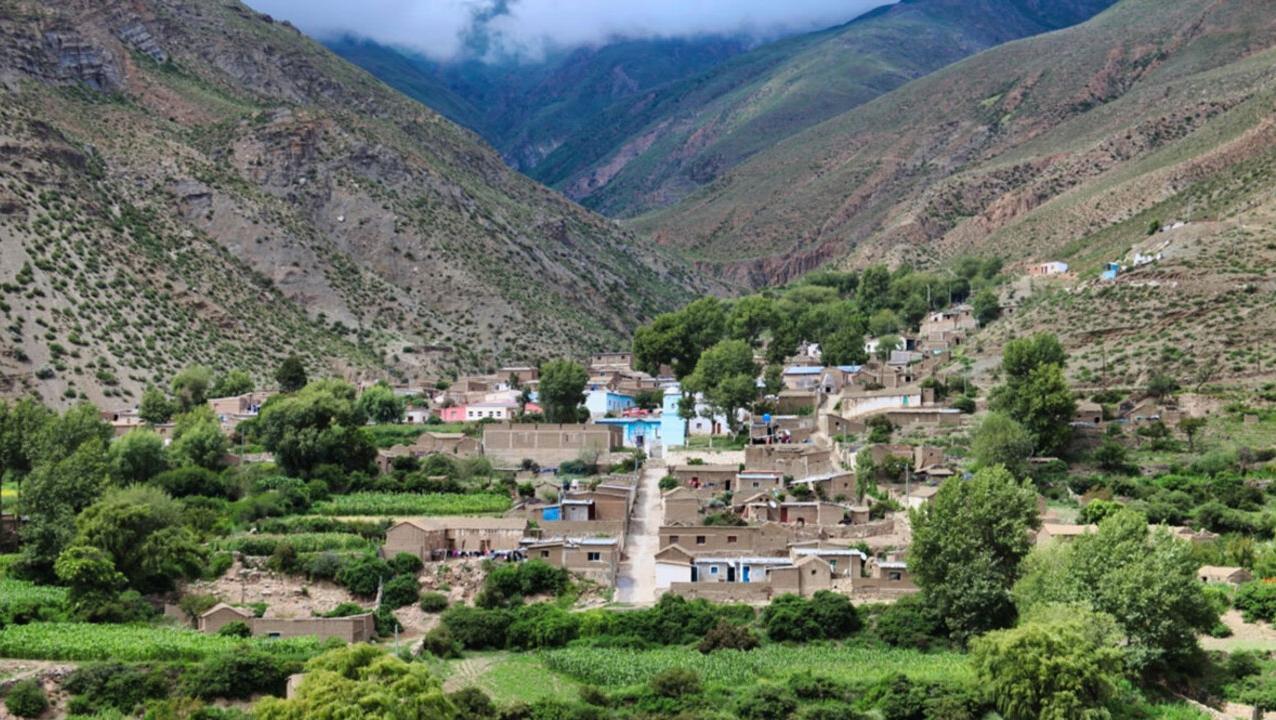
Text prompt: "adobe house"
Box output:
[[590, 352, 634, 371], [525, 537, 620, 585], [768, 555, 834, 596], [482, 423, 623, 467], [669, 464, 737, 492], [734, 471, 785, 494], [208, 391, 274, 428], [1074, 401, 1104, 426], [776, 390, 818, 414], [903, 485, 940, 509], [1035, 523, 1097, 546], [663, 486, 704, 525], [1198, 566, 1253, 587], [788, 471, 855, 500], [500, 366, 539, 385], [197, 604, 376, 643], [790, 546, 866, 579], [781, 366, 824, 391], [658, 522, 793, 556], [383, 517, 528, 560], [854, 557, 919, 597], [744, 445, 835, 479]]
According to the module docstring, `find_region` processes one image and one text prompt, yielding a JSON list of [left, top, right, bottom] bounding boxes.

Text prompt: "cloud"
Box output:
[[245, 0, 895, 61]]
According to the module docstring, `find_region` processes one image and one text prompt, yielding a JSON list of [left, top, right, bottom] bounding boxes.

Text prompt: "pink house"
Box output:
[[439, 405, 467, 423]]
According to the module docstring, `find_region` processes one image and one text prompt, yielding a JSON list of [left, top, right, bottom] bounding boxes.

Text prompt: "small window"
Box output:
[[889, 571, 903, 581], [695, 536, 706, 545], [669, 535, 680, 544], [541, 550, 550, 558], [587, 552, 601, 562], [267, 632, 281, 639], [752, 481, 759, 488], [726, 535, 737, 544], [709, 566, 718, 575]]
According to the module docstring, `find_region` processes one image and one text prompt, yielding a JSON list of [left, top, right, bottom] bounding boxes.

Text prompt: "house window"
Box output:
[[695, 536, 706, 545], [709, 566, 718, 575], [752, 481, 760, 488], [889, 571, 903, 581], [669, 535, 679, 544], [587, 552, 601, 562], [829, 560, 837, 570], [726, 536, 737, 544], [541, 551, 550, 558]]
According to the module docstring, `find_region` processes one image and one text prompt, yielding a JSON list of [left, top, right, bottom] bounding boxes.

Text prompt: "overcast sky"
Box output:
[[246, 0, 895, 61]]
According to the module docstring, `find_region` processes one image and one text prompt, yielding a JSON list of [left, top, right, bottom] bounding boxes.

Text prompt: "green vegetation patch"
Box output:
[[310, 492, 511, 516], [0, 623, 326, 662]]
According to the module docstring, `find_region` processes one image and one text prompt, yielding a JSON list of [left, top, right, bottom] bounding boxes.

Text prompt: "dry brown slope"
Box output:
[[0, 0, 702, 407]]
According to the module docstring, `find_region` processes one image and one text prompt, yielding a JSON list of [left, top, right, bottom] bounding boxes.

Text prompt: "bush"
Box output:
[[1235, 581, 1276, 623], [447, 687, 497, 719], [420, 592, 449, 613], [336, 555, 391, 597], [380, 575, 420, 609], [63, 662, 170, 715], [648, 668, 700, 698], [388, 552, 424, 577], [442, 606, 513, 649], [307, 551, 343, 581], [697, 619, 759, 653], [4, 680, 48, 718], [658, 476, 679, 491], [152, 466, 235, 499], [183, 650, 293, 700], [762, 592, 859, 642], [735, 685, 798, 720], [478, 560, 569, 608], [872, 594, 946, 650], [216, 621, 252, 638], [506, 604, 580, 650], [374, 606, 401, 636], [421, 625, 463, 659]]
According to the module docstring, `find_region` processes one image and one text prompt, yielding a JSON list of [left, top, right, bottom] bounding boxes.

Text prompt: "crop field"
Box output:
[[212, 533, 377, 555], [310, 492, 511, 516], [0, 623, 328, 662], [0, 579, 68, 608], [540, 643, 973, 687]]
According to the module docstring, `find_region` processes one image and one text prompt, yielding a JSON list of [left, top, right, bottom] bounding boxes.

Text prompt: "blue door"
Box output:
[[742, 566, 751, 583]]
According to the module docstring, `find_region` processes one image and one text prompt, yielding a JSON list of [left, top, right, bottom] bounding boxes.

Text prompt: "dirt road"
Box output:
[[614, 458, 665, 605]]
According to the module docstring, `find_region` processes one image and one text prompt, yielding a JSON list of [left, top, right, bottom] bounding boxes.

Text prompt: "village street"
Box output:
[[614, 456, 665, 604]]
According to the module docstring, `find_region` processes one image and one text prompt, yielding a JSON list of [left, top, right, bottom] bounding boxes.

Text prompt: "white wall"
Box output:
[[656, 561, 692, 589]]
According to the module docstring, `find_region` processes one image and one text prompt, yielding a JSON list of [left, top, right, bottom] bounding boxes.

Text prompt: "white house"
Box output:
[[465, 401, 516, 421]]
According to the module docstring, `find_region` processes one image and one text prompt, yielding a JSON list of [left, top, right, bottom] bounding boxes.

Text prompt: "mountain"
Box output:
[[640, 0, 1276, 386], [333, 0, 1118, 220], [0, 0, 701, 407], [540, 0, 1122, 218], [326, 35, 753, 174]]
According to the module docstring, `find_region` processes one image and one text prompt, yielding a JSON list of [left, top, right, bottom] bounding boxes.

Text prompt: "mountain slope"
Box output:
[[639, 0, 1276, 282], [327, 35, 752, 174], [0, 0, 701, 407], [531, 0, 1119, 217]]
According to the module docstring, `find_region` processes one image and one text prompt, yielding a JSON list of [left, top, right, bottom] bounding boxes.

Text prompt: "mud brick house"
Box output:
[[524, 536, 620, 585], [482, 423, 623, 467], [198, 604, 375, 642], [669, 464, 738, 492], [384, 517, 528, 560], [744, 445, 835, 479]]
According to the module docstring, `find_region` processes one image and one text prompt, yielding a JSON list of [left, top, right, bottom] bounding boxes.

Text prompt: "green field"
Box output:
[[0, 623, 328, 662], [310, 492, 511, 516]]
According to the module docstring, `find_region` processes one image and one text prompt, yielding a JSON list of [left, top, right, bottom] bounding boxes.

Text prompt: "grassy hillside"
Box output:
[[534, 0, 1118, 217], [640, 0, 1276, 385], [0, 0, 702, 408]]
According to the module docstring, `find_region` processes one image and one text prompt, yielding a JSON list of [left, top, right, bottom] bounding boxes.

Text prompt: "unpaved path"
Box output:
[[614, 458, 664, 605]]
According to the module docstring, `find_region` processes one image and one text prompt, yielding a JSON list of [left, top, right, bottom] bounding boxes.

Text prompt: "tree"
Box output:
[[138, 385, 175, 425], [685, 340, 757, 434], [972, 288, 1001, 325], [255, 646, 456, 720], [1179, 416, 1207, 453], [821, 327, 867, 367], [763, 364, 783, 397], [169, 408, 228, 471], [1013, 509, 1217, 674], [211, 369, 254, 398], [874, 334, 901, 362], [54, 544, 127, 620], [990, 334, 1076, 454], [253, 380, 375, 477], [857, 265, 891, 314], [108, 429, 168, 485], [972, 606, 1124, 720], [274, 355, 308, 393], [0, 398, 54, 508], [910, 466, 1040, 642], [4, 679, 49, 718], [18, 432, 110, 579], [971, 413, 1034, 479], [728, 295, 777, 347], [357, 383, 405, 424], [1146, 371, 1180, 400], [68, 484, 206, 593], [170, 365, 214, 411], [538, 360, 588, 424]]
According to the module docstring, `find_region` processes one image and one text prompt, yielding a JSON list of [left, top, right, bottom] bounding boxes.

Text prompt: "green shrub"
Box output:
[[63, 662, 170, 715], [477, 560, 569, 608], [735, 685, 797, 720], [697, 619, 759, 653], [872, 594, 946, 650], [419, 592, 449, 613], [441, 606, 513, 649], [446, 687, 496, 719], [648, 668, 700, 698], [183, 650, 295, 700], [421, 625, 462, 659], [1235, 581, 1276, 623], [336, 555, 391, 597], [4, 680, 48, 718], [658, 476, 679, 491], [373, 606, 401, 636], [216, 621, 252, 638], [506, 604, 580, 650], [763, 592, 859, 642], [381, 575, 420, 609], [387, 552, 423, 576]]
